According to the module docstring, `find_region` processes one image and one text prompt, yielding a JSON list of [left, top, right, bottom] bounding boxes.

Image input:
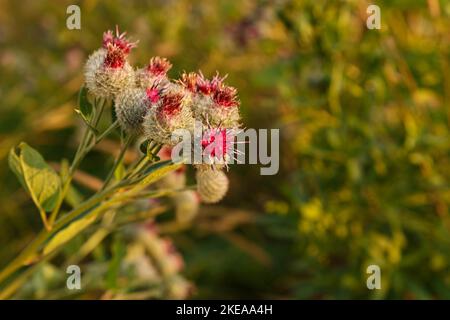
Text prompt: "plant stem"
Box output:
[[0, 182, 120, 286], [0, 118, 172, 293], [39, 209, 51, 231], [95, 120, 119, 144], [47, 123, 91, 227], [0, 250, 59, 299], [126, 155, 148, 178], [48, 99, 112, 226], [126, 142, 162, 180], [0, 198, 120, 298], [0, 159, 180, 292], [101, 134, 134, 191], [128, 156, 151, 179]]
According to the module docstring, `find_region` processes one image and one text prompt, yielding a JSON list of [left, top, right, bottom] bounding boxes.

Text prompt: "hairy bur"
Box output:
[[196, 169, 229, 204]]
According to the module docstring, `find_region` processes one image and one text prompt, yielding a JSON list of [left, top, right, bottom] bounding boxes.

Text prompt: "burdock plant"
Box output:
[[0, 27, 241, 298]]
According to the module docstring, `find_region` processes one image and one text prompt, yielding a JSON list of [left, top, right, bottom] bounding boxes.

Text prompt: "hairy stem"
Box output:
[[48, 99, 111, 226], [101, 134, 134, 191], [0, 184, 119, 286]]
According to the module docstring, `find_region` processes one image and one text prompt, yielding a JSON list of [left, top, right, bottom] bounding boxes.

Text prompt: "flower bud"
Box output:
[[196, 168, 229, 203], [191, 124, 240, 172], [115, 87, 152, 133], [136, 56, 172, 89], [179, 71, 241, 127], [143, 86, 195, 145], [84, 27, 137, 99]]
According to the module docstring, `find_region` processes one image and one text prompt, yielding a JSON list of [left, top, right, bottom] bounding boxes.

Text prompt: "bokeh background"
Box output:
[[0, 0, 449, 299]]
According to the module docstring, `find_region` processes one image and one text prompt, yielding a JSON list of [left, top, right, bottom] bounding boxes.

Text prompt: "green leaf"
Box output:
[[131, 160, 181, 191], [9, 143, 61, 212], [78, 86, 93, 118], [8, 146, 26, 188], [43, 213, 98, 256]]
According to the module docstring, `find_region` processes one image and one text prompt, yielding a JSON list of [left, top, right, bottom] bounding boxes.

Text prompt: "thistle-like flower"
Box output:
[[179, 71, 241, 127], [85, 29, 241, 205], [136, 56, 172, 89], [195, 168, 229, 203], [115, 85, 162, 133], [194, 126, 239, 171], [143, 85, 195, 145], [84, 26, 137, 99]]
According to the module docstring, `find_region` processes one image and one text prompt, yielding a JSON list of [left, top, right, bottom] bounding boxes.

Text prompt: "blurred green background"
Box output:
[[0, 0, 449, 299]]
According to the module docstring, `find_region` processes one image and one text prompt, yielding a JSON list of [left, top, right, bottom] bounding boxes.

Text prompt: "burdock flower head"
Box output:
[[179, 71, 241, 128], [84, 26, 137, 99], [194, 126, 239, 171], [143, 85, 195, 145], [137, 56, 172, 89], [175, 72, 242, 202], [84, 28, 242, 204], [115, 84, 163, 133]]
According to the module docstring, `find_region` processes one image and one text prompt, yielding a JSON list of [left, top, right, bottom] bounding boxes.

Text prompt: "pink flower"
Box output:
[[146, 87, 161, 104], [159, 92, 184, 118], [196, 72, 224, 95], [178, 72, 198, 93], [102, 26, 137, 68], [213, 86, 239, 108], [146, 56, 172, 76], [201, 128, 235, 160]]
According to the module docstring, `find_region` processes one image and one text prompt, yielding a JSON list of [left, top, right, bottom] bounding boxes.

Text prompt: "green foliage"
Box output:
[[9, 142, 61, 213], [43, 212, 98, 256], [0, 0, 449, 299]]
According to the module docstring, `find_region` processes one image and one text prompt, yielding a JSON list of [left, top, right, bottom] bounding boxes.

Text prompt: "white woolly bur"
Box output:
[[135, 68, 170, 89], [84, 48, 135, 99], [144, 104, 194, 146], [191, 94, 241, 128], [196, 169, 229, 203], [115, 88, 149, 133], [143, 86, 195, 146]]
